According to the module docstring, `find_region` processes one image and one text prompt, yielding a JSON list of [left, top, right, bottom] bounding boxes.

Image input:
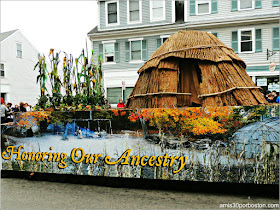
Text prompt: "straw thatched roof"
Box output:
[[127, 30, 267, 108]]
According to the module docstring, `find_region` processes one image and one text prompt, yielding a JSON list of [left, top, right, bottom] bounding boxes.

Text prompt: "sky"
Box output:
[[1, 1, 98, 57]]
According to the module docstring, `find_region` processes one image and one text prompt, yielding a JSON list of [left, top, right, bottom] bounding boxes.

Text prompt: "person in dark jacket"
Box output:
[[266, 93, 275, 103], [13, 105, 19, 112], [271, 90, 278, 103], [19, 102, 26, 112]]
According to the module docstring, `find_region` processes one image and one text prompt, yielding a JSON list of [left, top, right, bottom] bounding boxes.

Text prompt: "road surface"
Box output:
[[1, 178, 279, 209]]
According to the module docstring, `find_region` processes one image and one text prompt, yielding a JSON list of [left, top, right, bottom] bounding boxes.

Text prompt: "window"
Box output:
[[272, 27, 279, 51], [124, 87, 134, 102], [131, 40, 141, 61], [104, 42, 115, 62], [16, 43, 22, 58], [1, 93, 6, 101], [238, 0, 254, 10], [162, 37, 168, 43], [196, 0, 211, 15], [99, 41, 119, 63], [0, 63, 4, 77], [106, 1, 119, 25], [107, 87, 122, 104], [175, 1, 185, 22], [107, 87, 134, 104], [125, 39, 147, 62], [238, 29, 255, 53], [157, 35, 170, 48], [273, 0, 280, 7], [208, 32, 218, 38], [128, 0, 141, 23], [150, 0, 165, 21]]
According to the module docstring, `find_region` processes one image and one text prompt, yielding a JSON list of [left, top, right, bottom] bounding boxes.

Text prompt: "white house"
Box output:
[[0, 29, 40, 106]]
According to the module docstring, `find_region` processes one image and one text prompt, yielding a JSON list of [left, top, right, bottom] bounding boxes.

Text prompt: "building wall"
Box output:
[[99, 0, 173, 31], [186, 0, 279, 22], [98, 0, 279, 31], [93, 35, 159, 70], [91, 0, 280, 104], [200, 22, 279, 66], [0, 31, 40, 106], [94, 22, 279, 68]]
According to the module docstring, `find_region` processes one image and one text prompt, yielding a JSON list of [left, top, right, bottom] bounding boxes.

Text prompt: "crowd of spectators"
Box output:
[[265, 90, 279, 103], [0, 97, 32, 124]]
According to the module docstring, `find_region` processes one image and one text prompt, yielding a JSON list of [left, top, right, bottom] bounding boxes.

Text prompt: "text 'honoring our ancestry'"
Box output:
[[2, 146, 188, 174]]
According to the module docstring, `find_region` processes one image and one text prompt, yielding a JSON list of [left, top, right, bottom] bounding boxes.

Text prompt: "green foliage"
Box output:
[[34, 48, 106, 110], [49, 111, 73, 125], [37, 95, 48, 109], [34, 54, 48, 96]]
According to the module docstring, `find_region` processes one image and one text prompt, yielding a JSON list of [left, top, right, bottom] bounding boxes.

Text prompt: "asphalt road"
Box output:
[[1, 178, 279, 209]]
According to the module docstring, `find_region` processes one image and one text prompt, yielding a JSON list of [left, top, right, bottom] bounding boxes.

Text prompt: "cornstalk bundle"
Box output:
[[127, 30, 267, 109]]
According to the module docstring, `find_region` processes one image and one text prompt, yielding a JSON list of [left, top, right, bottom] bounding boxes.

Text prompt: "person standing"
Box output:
[[19, 102, 27, 112], [6, 103, 13, 122], [117, 99, 125, 108], [271, 90, 278, 103], [104, 100, 111, 109], [25, 103, 31, 111], [13, 105, 19, 112], [266, 93, 275, 103], [0, 101, 8, 124]]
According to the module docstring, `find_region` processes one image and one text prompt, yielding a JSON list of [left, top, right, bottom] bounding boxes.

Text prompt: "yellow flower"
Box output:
[[49, 49, 54, 55]]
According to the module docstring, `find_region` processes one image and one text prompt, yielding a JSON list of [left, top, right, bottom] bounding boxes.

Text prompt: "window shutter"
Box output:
[[231, 0, 238, 11], [212, 32, 218, 38], [255, 29, 262, 52], [107, 88, 122, 104], [99, 44, 103, 60], [273, 1, 280, 7], [142, 40, 148, 61], [190, 0, 196, 16], [211, 0, 218, 14], [114, 42, 120, 63], [255, 0, 262, 8], [125, 41, 130, 62], [231, 31, 238, 53], [156, 38, 161, 48], [272, 27, 279, 51]]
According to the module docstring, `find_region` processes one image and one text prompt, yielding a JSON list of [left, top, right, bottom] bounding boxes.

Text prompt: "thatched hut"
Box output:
[[127, 30, 267, 108]]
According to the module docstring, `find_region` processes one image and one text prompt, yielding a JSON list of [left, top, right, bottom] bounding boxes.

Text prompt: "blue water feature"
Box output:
[[62, 123, 76, 140], [47, 123, 96, 140], [46, 124, 64, 133], [79, 127, 95, 138]]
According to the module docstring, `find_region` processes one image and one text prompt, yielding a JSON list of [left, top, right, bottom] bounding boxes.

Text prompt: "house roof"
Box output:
[[87, 26, 98, 35], [0, 29, 18, 42]]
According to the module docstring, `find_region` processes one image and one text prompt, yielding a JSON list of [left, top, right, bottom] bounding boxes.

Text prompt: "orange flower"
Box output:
[[120, 111, 126, 116], [111, 110, 119, 116]]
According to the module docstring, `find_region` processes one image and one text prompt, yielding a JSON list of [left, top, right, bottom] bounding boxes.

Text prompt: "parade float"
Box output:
[[1, 31, 279, 185]]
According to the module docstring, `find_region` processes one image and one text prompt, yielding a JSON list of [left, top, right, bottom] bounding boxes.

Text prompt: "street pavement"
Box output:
[[1, 178, 279, 209]]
